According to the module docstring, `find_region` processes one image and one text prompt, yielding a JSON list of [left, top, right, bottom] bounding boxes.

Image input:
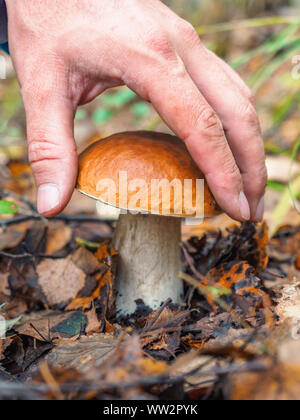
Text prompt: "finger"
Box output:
[[213, 52, 255, 103], [21, 82, 78, 217], [178, 41, 267, 221], [126, 58, 250, 222]]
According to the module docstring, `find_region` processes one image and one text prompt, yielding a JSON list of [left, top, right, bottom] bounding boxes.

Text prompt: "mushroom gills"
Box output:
[[113, 213, 183, 315]]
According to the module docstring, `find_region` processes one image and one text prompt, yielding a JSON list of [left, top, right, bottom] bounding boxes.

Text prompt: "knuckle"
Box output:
[[176, 19, 200, 44], [256, 165, 268, 190], [209, 163, 242, 194], [169, 60, 187, 79], [239, 102, 259, 127], [198, 107, 224, 136], [245, 165, 268, 195], [222, 158, 241, 181], [145, 28, 173, 59], [28, 138, 61, 165]]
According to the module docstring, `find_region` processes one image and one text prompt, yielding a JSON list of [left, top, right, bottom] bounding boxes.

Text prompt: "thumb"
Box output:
[[22, 85, 77, 217]]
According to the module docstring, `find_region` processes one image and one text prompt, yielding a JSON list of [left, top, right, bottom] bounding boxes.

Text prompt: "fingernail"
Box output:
[[37, 184, 60, 215], [239, 191, 251, 221], [255, 197, 265, 222]]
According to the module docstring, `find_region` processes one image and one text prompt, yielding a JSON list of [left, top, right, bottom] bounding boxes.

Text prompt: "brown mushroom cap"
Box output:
[[77, 131, 220, 218]]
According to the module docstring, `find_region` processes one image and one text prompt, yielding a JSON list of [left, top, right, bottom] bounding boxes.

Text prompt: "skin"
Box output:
[[5, 0, 267, 222]]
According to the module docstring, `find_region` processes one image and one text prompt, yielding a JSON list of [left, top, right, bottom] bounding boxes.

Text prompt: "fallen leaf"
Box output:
[[231, 363, 300, 400], [253, 222, 269, 273], [95, 243, 117, 261], [16, 310, 88, 341], [0, 200, 18, 215], [45, 222, 72, 255], [0, 224, 28, 251], [37, 257, 86, 307], [72, 247, 102, 275], [46, 334, 118, 373], [67, 269, 111, 311], [202, 261, 272, 318], [169, 350, 216, 392], [296, 255, 300, 270], [0, 272, 10, 296], [85, 306, 101, 335]]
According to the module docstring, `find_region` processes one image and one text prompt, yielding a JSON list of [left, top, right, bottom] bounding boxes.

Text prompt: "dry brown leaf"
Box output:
[[95, 243, 117, 261], [46, 334, 118, 373], [202, 261, 272, 318], [0, 272, 10, 296], [15, 310, 87, 341], [85, 306, 101, 335], [105, 320, 116, 333], [231, 363, 300, 400], [0, 223, 29, 251], [67, 270, 110, 311], [296, 255, 300, 270], [8, 161, 31, 177], [254, 222, 269, 273], [71, 247, 102, 275], [45, 222, 72, 254], [169, 350, 216, 391], [37, 257, 86, 306]]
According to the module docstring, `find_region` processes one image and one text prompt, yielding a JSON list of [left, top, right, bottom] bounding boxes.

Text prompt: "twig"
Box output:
[[182, 243, 204, 281], [29, 323, 49, 343], [0, 251, 68, 260], [0, 359, 268, 398], [39, 362, 64, 401], [140, 326, 182, 338], [0, 214, 115, 227], [0, 251, 32, 259]]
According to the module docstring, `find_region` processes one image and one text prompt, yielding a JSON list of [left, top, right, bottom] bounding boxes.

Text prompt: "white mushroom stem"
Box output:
[[113, 213, 183, 315]]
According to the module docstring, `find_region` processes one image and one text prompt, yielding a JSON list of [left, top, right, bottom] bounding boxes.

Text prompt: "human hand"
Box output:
[[6, 0, 267, 221]]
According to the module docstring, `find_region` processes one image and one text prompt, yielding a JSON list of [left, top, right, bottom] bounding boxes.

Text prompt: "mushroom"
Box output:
[[77, 131, 219, 315]]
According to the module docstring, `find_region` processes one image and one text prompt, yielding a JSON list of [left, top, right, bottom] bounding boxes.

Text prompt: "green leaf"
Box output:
[[248, 38, 300, 93], [207, 286, 232, 297], [267, 180, 285, 193], [75, 237, 100, 250], [264, 142, 291, 157], [131, 102, 150, 121], [92, 108, 113, 124], [50, 312, 87, 337], [0, 200, 18, 215], [75, 109, 87, 121], [230, 23, 300, 69], [195, 16, 300, 36], [103, 89, 136, 108]]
